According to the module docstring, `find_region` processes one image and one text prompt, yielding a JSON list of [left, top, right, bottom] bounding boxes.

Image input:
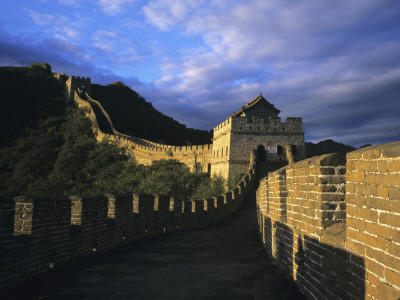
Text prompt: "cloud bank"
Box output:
[[1, 0, 399, 147]]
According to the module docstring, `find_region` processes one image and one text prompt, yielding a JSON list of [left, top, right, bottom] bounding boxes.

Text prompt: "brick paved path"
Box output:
[[7, 200, 305, 300]]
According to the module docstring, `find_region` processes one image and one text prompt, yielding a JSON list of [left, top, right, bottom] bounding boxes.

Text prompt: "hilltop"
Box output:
[[0, 67, 219, 198], [0, 66, 358, 158], [0, 68, 211, 147], [0, 66, 65, 147], [305, 139, 356, 158], [91, 82, 212, 145]]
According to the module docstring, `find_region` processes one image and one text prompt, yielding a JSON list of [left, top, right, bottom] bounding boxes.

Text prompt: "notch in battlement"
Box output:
[[70, 76, 91, 82], [285, 117, 302, 124], [213, 117, 232, 132]]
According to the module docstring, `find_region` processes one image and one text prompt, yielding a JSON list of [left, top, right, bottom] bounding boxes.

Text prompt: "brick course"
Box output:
[[257, 142, 400, 299]]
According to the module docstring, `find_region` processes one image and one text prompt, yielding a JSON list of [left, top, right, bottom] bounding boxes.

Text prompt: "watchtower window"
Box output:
[[277, 145, 283, 155], [226, 146, 228, 156]]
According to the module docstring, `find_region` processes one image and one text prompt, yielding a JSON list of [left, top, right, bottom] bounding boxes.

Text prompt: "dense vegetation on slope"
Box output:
[[305, 139, 356, 158], [91, 82, 212, 145], [0, 68, 226, 199], [0, 106, 228, 199], [0, 67, 65, 147]]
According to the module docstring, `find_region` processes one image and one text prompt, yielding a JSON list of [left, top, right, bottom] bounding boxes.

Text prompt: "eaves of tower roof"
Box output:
[[230, 93, 280, 118]]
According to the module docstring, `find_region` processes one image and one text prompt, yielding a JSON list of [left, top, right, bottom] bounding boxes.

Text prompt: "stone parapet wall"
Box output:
[[0, 161, 256, 292], [257, 142, 400, 299], [346, 142, 400, 299], [71, 89, 213, 172]]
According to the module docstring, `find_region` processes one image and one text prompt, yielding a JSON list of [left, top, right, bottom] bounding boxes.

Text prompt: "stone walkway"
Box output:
[[7, 201, 305, 300]]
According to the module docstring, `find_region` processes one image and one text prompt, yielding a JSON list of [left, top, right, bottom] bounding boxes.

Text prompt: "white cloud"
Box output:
[[91, 30, 142, 66], [24, 8, 66, 26], [23, 8, 82, 40], [97, 0, 137, 16], [92, 30, 119, 52], [143, 0, 203, 30], [139, 0, 400, 147], [57, 0, 81, 5], [15, 1, 400, 147]]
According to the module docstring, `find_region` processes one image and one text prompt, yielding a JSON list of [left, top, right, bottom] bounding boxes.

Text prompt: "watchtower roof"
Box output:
[[230, 93, 280, 118]]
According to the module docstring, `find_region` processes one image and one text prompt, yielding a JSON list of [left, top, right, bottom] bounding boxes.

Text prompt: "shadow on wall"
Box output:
[[257, 142, 400, 300], [260, 215, 365, 299]]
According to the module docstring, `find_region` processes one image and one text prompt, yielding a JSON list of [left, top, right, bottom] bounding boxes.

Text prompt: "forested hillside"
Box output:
[[91, 82, 212, 145], [0, 67, 65, 147], [0, 68, 223, 198]]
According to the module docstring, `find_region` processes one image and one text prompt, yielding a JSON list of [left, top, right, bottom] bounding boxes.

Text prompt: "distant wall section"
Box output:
[[69, 86, 213, 172]]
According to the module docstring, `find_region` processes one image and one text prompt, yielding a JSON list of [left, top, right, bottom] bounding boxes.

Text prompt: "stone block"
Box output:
[[347, 216, 365, 231], [355, 160, 377, 172], [377, 174, 400, 185], [318, 153, 346, 166], [346, 171, 365, 183], [365, 222, 392, 240], [389, 187, 400, 200], [363, 149, 382, 159], [387, 243, 400, 257], [365, 257, 384, 277], [347, 150, 364, 160], [381, 141, 400, 158], [378, 282, 400, 300], [379, 212, 400, 227]]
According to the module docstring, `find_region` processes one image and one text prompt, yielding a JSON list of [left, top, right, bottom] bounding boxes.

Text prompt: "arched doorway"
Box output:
[[207, 163, 211, 175], [257, 145, 266, 162], [277, 145, 283, 155], [291, 145, 298, 156]]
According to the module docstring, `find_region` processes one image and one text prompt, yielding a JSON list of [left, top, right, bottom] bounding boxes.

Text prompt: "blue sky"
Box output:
[[1, 0, 400, 147]]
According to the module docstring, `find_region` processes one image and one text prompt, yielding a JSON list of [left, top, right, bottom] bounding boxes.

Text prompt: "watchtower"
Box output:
[[211, 94, 305, 179], [30, 62, 52, 73], [65, 76, 91, 101]]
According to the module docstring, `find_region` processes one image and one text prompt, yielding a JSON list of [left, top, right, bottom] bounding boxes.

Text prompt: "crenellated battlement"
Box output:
[[66, 76, 92, 102], [0, 156, 257, 291], [230, 116, 303, 134], [213, 118, 232, 133], [69, 75, 91, 82]]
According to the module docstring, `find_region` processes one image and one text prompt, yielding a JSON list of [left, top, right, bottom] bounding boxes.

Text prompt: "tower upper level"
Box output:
[[230, 93, 280, 121], [66, 76, 92, 101], [213, 93, 303, 136]]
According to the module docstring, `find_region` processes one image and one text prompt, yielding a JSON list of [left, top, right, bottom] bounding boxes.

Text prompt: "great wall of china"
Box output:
[[0, 153, 257, 291], [0, 64, 399, 299], [65, 74, 306, 179], [257, 144, 400, 299]]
